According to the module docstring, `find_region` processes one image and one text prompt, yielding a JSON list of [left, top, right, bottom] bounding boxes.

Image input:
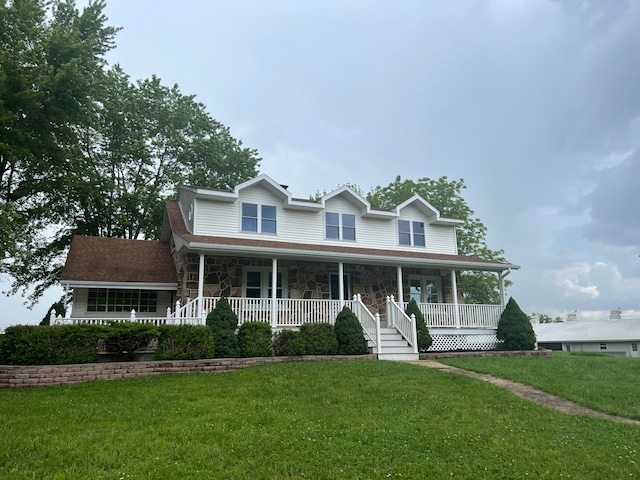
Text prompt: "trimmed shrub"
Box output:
[[102, 322, 159, 361], [154, 324, 214, 360], [206, 297, 239, 358], [299, 322, 338, 355], [272, 329, 305, 356], [334, 307, 368, 355], [238, 322, 272, 357], [405, 299, 433, 352], [0, 324, 102, 365], [497, 297, 536, 351]]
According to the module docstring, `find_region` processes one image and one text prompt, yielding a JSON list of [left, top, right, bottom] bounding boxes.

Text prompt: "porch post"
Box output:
[[197, 253, 205, 321], [271, 258, 278, 327], [338, 262, 344, 308], [396, 266, 404, 307], [451, 270, 460, 329], [499, 269, 511, 305], [63, 283, 70, 319]]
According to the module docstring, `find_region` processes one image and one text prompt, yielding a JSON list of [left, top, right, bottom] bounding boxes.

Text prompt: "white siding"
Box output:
[[178, 188, 196, 233], [190, 186, 459, 255]]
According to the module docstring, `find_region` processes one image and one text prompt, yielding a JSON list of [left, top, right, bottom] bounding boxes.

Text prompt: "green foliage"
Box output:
[[154, 325, 214, 360], [366, 176, 511, 304], [405, 299, 433, 352], [207, 297, 239, 358], [532, 312, 564, 324], [334, 307, 368, 355], [1, 0, 260, 303], [0, 325, 102, 365], [496, 298, 536, 350], [102, 322, 158, 361], [40, 299, 66, 325], [298, 323, 338, 355], [272, 329, 305, 356], [2, 362, 640, 478], [237, 322, 273, 357]]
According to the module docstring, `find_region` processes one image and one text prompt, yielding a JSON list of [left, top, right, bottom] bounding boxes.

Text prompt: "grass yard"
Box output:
[[440, 352, 640, 419], [1, 360, 639, 479]]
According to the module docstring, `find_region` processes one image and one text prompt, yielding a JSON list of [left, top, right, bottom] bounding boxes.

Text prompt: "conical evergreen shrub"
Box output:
[[405, 299, 432, 352], [334, 306, 368, 355], [496, 297, 536, 350], [206, 297, 239, 357]]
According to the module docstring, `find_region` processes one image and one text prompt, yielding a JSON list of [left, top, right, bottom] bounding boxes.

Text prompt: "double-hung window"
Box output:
[[242, 203, 277, 234], [398, 220, 425, 247], [326, 212, 356, 241]]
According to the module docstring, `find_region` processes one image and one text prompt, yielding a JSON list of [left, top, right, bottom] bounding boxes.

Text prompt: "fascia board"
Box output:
[[62, 281, 178, 290], [188, 241, 520, 272]]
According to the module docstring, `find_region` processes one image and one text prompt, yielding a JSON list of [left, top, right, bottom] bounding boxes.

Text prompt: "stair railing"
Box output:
[[351, 294, 380, 354], [386, 295, 418, 353]]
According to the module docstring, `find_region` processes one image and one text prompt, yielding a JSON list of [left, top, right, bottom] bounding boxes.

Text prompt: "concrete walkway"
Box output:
[[408, 360, 640, 426]]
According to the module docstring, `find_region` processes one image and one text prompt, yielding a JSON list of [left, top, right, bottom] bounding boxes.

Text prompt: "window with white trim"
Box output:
[[243, 268, 287, 298], [87, 289, 158, 312], [600, 343, 607, 350], [398, 220, 425, 247], [242, 203, 277, 234], [325, 212, 356, 241], [632, 343, 638, 352]]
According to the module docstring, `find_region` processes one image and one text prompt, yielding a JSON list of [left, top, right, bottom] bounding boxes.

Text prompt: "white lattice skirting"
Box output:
[[429, 334, 499, 352]]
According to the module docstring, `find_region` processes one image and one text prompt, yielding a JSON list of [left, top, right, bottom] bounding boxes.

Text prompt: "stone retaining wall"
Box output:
[[0, 354, 377, 389]]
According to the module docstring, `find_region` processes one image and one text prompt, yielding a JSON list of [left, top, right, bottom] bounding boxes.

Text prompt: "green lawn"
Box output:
[[1, 360, 639, 479], [440, 352, 640, 419]]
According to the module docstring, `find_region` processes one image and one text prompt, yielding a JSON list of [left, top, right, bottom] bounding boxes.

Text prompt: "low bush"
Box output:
[[238, 322, 272, 357], [299, 322, 338, 355], [102, 322, 159, 361], [405, 299, 432, 352], [154, 324, 214, 360], [272, 329, 305, 356], [334, 307, 368, 355], [0, 324, 103, 365], [207, 297, 239, 358]]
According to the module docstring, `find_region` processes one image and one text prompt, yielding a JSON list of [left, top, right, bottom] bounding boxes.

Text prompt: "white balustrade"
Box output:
[[419, 303, 504, 328], [387, 296, 417, 351], [351, 294, 379, 351]]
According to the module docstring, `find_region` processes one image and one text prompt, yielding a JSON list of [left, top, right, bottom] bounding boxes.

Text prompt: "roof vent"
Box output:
[[609, 308, 622, 321], [567, 311, 577, 322]]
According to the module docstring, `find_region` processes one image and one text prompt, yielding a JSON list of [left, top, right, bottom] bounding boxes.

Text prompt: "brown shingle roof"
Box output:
[[165, 202, 516, 270], [60, 236, 177, 284]]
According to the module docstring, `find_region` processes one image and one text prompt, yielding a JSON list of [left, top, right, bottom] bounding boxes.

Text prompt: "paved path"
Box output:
[[408, 360, 640, 426]]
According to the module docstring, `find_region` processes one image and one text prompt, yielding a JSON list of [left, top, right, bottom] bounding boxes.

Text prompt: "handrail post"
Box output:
[[410, 313, 418, 354], [375, 312, 382, 355]]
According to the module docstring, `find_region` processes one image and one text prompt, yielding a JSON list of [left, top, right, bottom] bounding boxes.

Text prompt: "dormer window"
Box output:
[[242, 203, 277, 234], [326, 212, 356, 241], [398, 220, 425, 247]]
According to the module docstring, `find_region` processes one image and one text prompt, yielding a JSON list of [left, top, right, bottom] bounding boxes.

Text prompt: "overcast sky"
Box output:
[[3, 0, 640, 327]]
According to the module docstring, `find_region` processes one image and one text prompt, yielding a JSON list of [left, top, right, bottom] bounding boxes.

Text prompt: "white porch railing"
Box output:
[[351, 294, 380, 353], [417, 303, 503, 329], [386, 295, 418, 353]]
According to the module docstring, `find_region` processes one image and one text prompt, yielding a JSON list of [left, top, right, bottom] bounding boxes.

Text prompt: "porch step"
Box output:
[[376, 327, 419, 361]]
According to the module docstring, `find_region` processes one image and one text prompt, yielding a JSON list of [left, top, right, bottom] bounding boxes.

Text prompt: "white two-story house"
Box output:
[[60, 174, 519, 359]]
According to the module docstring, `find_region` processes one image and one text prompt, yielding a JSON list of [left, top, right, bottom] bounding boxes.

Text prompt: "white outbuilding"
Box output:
[[533, 309, 640, 358]]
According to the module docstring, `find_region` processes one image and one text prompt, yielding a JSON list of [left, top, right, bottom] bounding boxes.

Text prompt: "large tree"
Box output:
[[367, 176, 511, 304], [1, 0, 260, 304]]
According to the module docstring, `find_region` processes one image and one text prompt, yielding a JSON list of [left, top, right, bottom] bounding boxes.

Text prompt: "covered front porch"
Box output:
[[168, 251, 513, 355]]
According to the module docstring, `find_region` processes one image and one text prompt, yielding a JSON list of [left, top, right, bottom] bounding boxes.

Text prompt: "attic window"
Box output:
[[326, 212, 355, 241], [242, 203, 277, 234], [398, 220, 425, 247]]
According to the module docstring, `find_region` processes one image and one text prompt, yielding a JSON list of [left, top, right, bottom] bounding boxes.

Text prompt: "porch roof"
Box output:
[[60, 236, 178, 288], [165, 202, 519, 272]]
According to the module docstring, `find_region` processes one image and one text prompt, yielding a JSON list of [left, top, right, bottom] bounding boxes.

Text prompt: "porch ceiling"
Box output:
[[165, 202, 519, 273]]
